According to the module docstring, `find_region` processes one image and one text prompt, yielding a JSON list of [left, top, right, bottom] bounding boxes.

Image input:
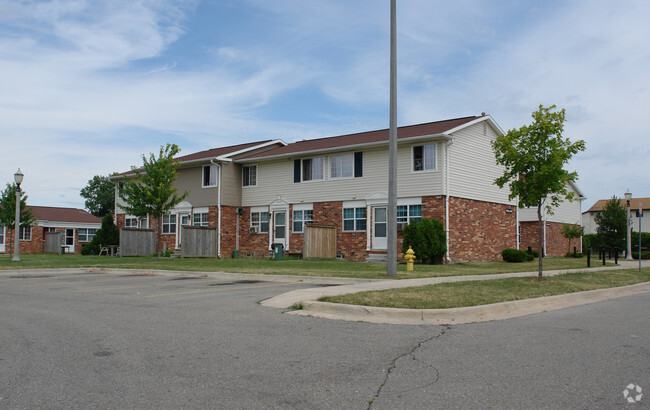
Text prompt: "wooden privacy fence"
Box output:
[[303, 224, 336, 259], [120, 228, 156, 256], [181, 226, 218, 258], [45, 231, 63, 254]]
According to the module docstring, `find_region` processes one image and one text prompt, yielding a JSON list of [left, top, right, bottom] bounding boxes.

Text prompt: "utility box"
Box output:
[[271, 243, 284, 260]]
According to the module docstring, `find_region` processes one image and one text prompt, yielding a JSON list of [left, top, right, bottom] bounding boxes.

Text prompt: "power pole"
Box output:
[[387, 0, 397, 277]]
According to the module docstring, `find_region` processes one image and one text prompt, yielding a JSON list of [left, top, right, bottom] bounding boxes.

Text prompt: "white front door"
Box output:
[[64, 229, 75, 253], [178, 213, 190, 248], [0, 225, 5, 253], [372, 207, 387, 250], [272, 211, 287, 247]]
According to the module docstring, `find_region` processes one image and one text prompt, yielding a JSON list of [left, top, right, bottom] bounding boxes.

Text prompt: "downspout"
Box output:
[[516, 197, 520, 250], [210, 159, 222, 258], [445, 136, 454, 263]]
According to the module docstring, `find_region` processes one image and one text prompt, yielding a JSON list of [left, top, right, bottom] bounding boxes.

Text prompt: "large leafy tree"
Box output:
[[118, 143, 188, 258], [80, 175, 116, 217], [0, 183, 36, 233], [594, 196, 626, 255], [492, 105, 586, 279]]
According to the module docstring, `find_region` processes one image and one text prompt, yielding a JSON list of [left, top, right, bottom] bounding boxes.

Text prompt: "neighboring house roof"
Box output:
[[584, 197, 650, 214], [28, 206, 102, 224], [239, 115, 494, 161]]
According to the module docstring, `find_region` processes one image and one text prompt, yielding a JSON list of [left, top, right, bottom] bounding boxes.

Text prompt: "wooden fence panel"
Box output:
[[304, 224, 336, 259], [45, 231, 63, 254], [181, 226, 217, 258], [120, 228, 156, 256]]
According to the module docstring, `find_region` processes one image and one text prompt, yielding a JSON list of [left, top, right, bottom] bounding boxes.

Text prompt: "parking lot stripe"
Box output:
[[144, 281, 302, 298]]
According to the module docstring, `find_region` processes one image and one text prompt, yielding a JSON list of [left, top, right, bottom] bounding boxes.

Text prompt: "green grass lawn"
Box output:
[[320, 268, 650, 308], [0, 253, 610, 279]]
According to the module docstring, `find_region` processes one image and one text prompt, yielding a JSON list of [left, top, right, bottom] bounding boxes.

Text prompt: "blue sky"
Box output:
[[1, 0, 649, 212]]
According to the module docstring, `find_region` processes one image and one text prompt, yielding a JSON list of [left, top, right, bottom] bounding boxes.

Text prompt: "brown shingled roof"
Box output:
[[174, 140, 276, 162], [29, 206, 102, 224], [241, 116, 481, 160], [585, 198, 650, 213]]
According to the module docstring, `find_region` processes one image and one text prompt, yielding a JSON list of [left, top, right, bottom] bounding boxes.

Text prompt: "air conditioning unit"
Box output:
[[249, 226, 259, 234], [396, 222, 407, 232]]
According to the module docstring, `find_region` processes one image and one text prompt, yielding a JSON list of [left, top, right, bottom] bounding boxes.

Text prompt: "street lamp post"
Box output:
[[12, 168, 24, 262], [625, 189, 632, 260]]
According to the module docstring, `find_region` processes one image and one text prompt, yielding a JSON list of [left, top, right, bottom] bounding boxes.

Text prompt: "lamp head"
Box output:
[[624, 188, 632, 202], [14, 168, 24, 186]]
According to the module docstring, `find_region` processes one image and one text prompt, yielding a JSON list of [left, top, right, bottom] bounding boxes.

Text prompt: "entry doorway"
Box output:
[[372, 207, 387, 250], [0, 225, 5, 253], [63, 229, 75, 253], [272, 211, 287, 248]]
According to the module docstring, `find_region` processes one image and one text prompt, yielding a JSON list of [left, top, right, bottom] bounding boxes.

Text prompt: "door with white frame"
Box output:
[[272, 211, 287, 248], [64, 228, 75, 253], [177, 213, 191, 249], [0, 225, 5, 253], [372, 206, 387, 250]]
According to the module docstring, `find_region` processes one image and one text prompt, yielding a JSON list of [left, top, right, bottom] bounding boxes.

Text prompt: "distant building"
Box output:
[[0, 206, 102, 254], [582, 197, 650, 234]]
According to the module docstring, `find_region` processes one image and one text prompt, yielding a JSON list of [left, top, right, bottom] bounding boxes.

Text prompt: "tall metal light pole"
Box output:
[[625, 189, 632, 260], [12, 168, 24, 262], [387, 0, 397, 277]]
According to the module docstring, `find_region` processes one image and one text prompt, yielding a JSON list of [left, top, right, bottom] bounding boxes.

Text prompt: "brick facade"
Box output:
[[2, 226, 94, 255], [520, 221, 582, 257]]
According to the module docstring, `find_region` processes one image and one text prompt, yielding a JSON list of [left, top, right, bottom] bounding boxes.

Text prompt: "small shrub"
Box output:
[[565, 252, 584, 258], [501, 248, 529, 263], [402, 218, 446, 264]]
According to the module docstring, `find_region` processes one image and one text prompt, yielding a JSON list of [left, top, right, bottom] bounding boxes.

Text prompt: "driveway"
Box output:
[[0, 269, 647, 409]]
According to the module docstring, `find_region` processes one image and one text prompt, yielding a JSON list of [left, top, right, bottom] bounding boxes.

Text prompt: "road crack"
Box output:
[[368, 325, 451, 408]]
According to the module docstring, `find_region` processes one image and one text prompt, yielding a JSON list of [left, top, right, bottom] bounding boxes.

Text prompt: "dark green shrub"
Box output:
[[81, 214, 119, 255], [501, 248, 529, 262], [402, 218, 446, 264]]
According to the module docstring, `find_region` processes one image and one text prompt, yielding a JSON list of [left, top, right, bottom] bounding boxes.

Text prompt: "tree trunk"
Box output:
[[537, 203, 544, 280]]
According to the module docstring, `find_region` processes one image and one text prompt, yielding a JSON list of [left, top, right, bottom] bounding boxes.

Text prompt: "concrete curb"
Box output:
[[287, 281, 650, 325]]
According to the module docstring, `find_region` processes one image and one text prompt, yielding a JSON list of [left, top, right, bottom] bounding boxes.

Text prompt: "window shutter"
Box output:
[[294, 159, 301, 183], [354, 152, 363, 178]]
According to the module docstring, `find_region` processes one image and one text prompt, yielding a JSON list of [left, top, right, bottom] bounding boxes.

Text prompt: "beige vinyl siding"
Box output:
[[241, 146, 445, 206], [519, 184, 583, 224], [448, 122, 514, 205], [220, 162, 242, 207], [174, 166, 217, 207]]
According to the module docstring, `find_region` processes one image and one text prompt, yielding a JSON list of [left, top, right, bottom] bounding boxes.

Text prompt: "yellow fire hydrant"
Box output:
[[404, 246, 416, 271]]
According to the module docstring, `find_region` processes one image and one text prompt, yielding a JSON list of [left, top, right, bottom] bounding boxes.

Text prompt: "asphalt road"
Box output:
[[0, 270, 647, 409]]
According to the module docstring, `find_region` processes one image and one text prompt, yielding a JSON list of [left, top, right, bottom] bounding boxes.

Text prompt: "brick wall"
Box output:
[[447, 197, 517, 262], [520, 221, 581, 256], [3, 226, 92, 254]]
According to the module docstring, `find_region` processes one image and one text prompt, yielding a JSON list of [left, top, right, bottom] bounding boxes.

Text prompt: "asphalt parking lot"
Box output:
[[0, 270, 647, 409]]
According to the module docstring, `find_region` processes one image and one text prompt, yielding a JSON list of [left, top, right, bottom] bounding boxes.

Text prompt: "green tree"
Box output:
[[0, 183, 36, 235], [118, 143, 188, 259], [594, 196, 626, 254], [492, 104, 586, 279], [401, 218, 446, 264], [561, 223, 583, 254], [81, 214, 120, 255], [80, 175, 116, 217]]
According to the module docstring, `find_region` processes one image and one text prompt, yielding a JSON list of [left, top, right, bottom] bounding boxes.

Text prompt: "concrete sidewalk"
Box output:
[[262, 263, 650, 325]]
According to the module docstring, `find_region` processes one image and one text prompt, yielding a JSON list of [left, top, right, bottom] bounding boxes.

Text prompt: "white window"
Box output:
[[193, 212, 209, 227], [292, 209, 313, 233], [125, 216, 148, 228], [251, 211, 269, 233], [78, 228, 97, 242], [19, 226, 31, 241], [330, 153, 354, 179], [162, 214, 176, 234], [397, 205, 422, 224], [302, 157, 324, 181], [413, 144, 436, 171], [243, 165, 257, 187], [203, 164, 218, 187], [343, 207, 366, 231]]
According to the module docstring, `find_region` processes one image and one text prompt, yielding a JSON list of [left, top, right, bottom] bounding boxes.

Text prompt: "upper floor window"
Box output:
[[203, 164, 218, 187], [413, 144, 436, 172], [19, 226, 31, 241], [243, 165, 257, 187], [78, 228, 97, 242], [162, 214, 176, 234], [125, 216, 148, 229], [294, 157, 324, 182], [636, 210, 644, 218], [329, 152, 363, 179], [292, 209, 313, 233], [193, 212, 209, 227]]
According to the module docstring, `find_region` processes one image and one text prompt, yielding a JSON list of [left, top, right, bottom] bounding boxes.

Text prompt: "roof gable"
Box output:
[[586, 197, 650, 213]]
